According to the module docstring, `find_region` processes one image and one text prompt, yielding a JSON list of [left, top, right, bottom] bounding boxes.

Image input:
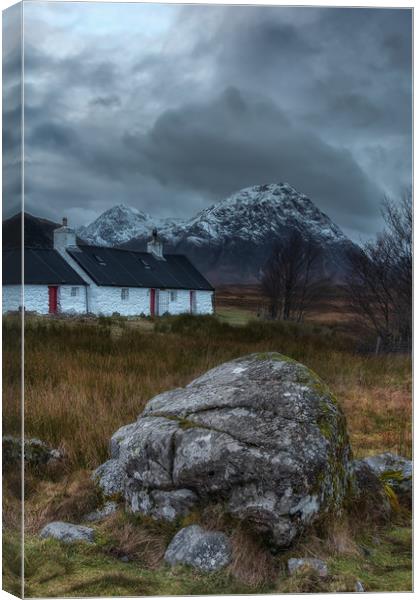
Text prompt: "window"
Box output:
[[170, 290, 178, 302], [121, 288, 129, 301], [71, 287, 79, 297], [94, 254, 107, 266], [140, 258, 151, 269]]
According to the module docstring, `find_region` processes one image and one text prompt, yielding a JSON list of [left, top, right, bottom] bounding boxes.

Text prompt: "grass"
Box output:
[[4, 313, 410, 468], [2, 311, 412, 596]]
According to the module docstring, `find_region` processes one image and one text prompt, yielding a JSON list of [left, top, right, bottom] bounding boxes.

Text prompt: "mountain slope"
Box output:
[[116, 183, 355, 283]]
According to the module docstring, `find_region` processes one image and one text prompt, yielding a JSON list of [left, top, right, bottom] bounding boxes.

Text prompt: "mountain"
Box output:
[[80, 183, 354, 283], [3, 184, 356, 284]]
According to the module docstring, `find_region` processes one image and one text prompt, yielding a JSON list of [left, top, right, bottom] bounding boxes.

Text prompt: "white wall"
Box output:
[[194, 290, 214, 315], [2, 285, 23, 313], [59, 285, 88, 314], [93, 286, 150, 316]]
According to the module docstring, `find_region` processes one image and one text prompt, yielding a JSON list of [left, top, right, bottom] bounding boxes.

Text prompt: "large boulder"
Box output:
[[96, 353, 353, 547], [164, 525, 232, 572]]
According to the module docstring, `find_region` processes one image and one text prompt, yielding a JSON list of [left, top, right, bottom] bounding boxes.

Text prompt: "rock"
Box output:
[[126, 486, 198, 522], [110, 423, 138, 459], [350, 460, 391, 520], [288, 557, 328, 578], [164, 525, 232, 572], [40, 521, 95, 544], [84, 501, 118, 522], [363, 453, 412, 503], [355, 580, 365, 592], [97, 353, 353, 547], [3, 436, 63, 469], [92, 459, 126, 497]]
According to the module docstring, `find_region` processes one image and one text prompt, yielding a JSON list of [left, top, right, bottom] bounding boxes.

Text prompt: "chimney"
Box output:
[[147, 228, 165, 260], [53, 217, 77, 251]]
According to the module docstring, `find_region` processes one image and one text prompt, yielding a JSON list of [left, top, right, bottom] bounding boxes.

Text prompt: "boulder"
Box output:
[[40, 521, 95, 544], [97, 353, 353, 547], [164, 525, 232, 572], [288, 557, 328, 578], [363, 453, 412, 503], [3, 436, 63, 469]]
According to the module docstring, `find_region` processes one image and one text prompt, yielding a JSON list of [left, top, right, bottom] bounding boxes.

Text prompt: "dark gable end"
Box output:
[[67, 245, 214, 291], [3, 249, 87, 285]]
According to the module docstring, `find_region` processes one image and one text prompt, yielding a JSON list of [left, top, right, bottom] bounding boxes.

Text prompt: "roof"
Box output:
[[67, 245, 214, 290], [3, 248, 87, 285]]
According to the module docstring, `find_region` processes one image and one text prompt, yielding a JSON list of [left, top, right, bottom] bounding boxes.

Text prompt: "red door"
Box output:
[[150, 288, 156, 317], [48, 286, 58, 314]]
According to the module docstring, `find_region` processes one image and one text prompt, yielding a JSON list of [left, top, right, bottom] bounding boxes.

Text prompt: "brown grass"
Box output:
[[23, 470, 101, 534], [100, 511, 173, 569], [3, 314, 411, 471]]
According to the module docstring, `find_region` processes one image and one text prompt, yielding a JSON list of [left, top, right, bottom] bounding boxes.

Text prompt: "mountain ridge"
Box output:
[[79, 183, 355, 283]]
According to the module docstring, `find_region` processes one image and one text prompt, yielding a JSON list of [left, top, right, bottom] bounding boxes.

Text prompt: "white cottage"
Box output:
[[2, 219, 214, 316]]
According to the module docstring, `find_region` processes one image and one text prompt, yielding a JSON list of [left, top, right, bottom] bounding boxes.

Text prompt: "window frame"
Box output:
[[170, 290, 178, 302], [71, 287, 79, 297], [121, 288, 129, 301]]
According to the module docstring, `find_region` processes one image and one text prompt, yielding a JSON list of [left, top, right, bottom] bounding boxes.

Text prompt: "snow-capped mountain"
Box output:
[[77, 204, 173, 246], [78, 183, 355, 283]]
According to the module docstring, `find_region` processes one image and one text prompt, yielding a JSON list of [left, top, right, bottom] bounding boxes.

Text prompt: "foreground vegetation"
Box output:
[[3, 311, 412, 595]]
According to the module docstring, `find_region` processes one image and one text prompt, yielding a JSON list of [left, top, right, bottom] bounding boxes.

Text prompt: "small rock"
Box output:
[[92, 459, 126, 497], [40, 522, 95, 544], [120, 556, 130, 563], [3, 436, 63, 469], [351, 460, 391, 520], [164, 525, 232, 572], [288, 558, 328, 578], [363, 453, 412, 503], [84, 501, 118, 522], [355, 580, 365, 592]]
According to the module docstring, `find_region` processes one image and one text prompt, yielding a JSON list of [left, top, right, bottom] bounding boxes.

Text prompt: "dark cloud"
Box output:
[[129, 87, 380, 230], [3, 4, 412, 239]]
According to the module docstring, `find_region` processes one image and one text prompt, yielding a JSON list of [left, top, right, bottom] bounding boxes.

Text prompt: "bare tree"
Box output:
[[345, 190, 412, 350], [261, 230, 325, 321]]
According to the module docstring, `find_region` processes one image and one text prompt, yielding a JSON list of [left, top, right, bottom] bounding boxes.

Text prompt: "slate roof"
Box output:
[[3, 248, 87, 285], [67, 245, 214, 290]]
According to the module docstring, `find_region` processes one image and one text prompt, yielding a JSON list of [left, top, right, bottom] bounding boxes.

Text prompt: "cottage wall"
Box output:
[[2, 284, 88, 314], [2, 285, 23, 313], [91, 286, 150, 316], [194, 290, 214, 314], [59, 285, 88, 314]]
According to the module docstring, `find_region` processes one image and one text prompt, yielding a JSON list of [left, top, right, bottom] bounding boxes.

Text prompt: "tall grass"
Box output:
[[3, 314, 411, 471]]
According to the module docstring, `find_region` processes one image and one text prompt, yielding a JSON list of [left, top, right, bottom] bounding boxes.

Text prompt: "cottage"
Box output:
[[2, 220, 214, 316]]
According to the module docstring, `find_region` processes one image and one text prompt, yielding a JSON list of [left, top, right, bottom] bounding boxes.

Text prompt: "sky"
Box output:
[[2, 2, 412, 241]]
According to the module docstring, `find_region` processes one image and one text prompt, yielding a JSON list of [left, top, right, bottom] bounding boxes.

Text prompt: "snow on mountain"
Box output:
[[159, 183, 347, 247], [78, 184, 354, 283], [77, 204, 177, 247]]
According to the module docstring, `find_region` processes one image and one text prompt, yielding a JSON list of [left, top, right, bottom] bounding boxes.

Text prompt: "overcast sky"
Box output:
[[2, 2, 412, 240]]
